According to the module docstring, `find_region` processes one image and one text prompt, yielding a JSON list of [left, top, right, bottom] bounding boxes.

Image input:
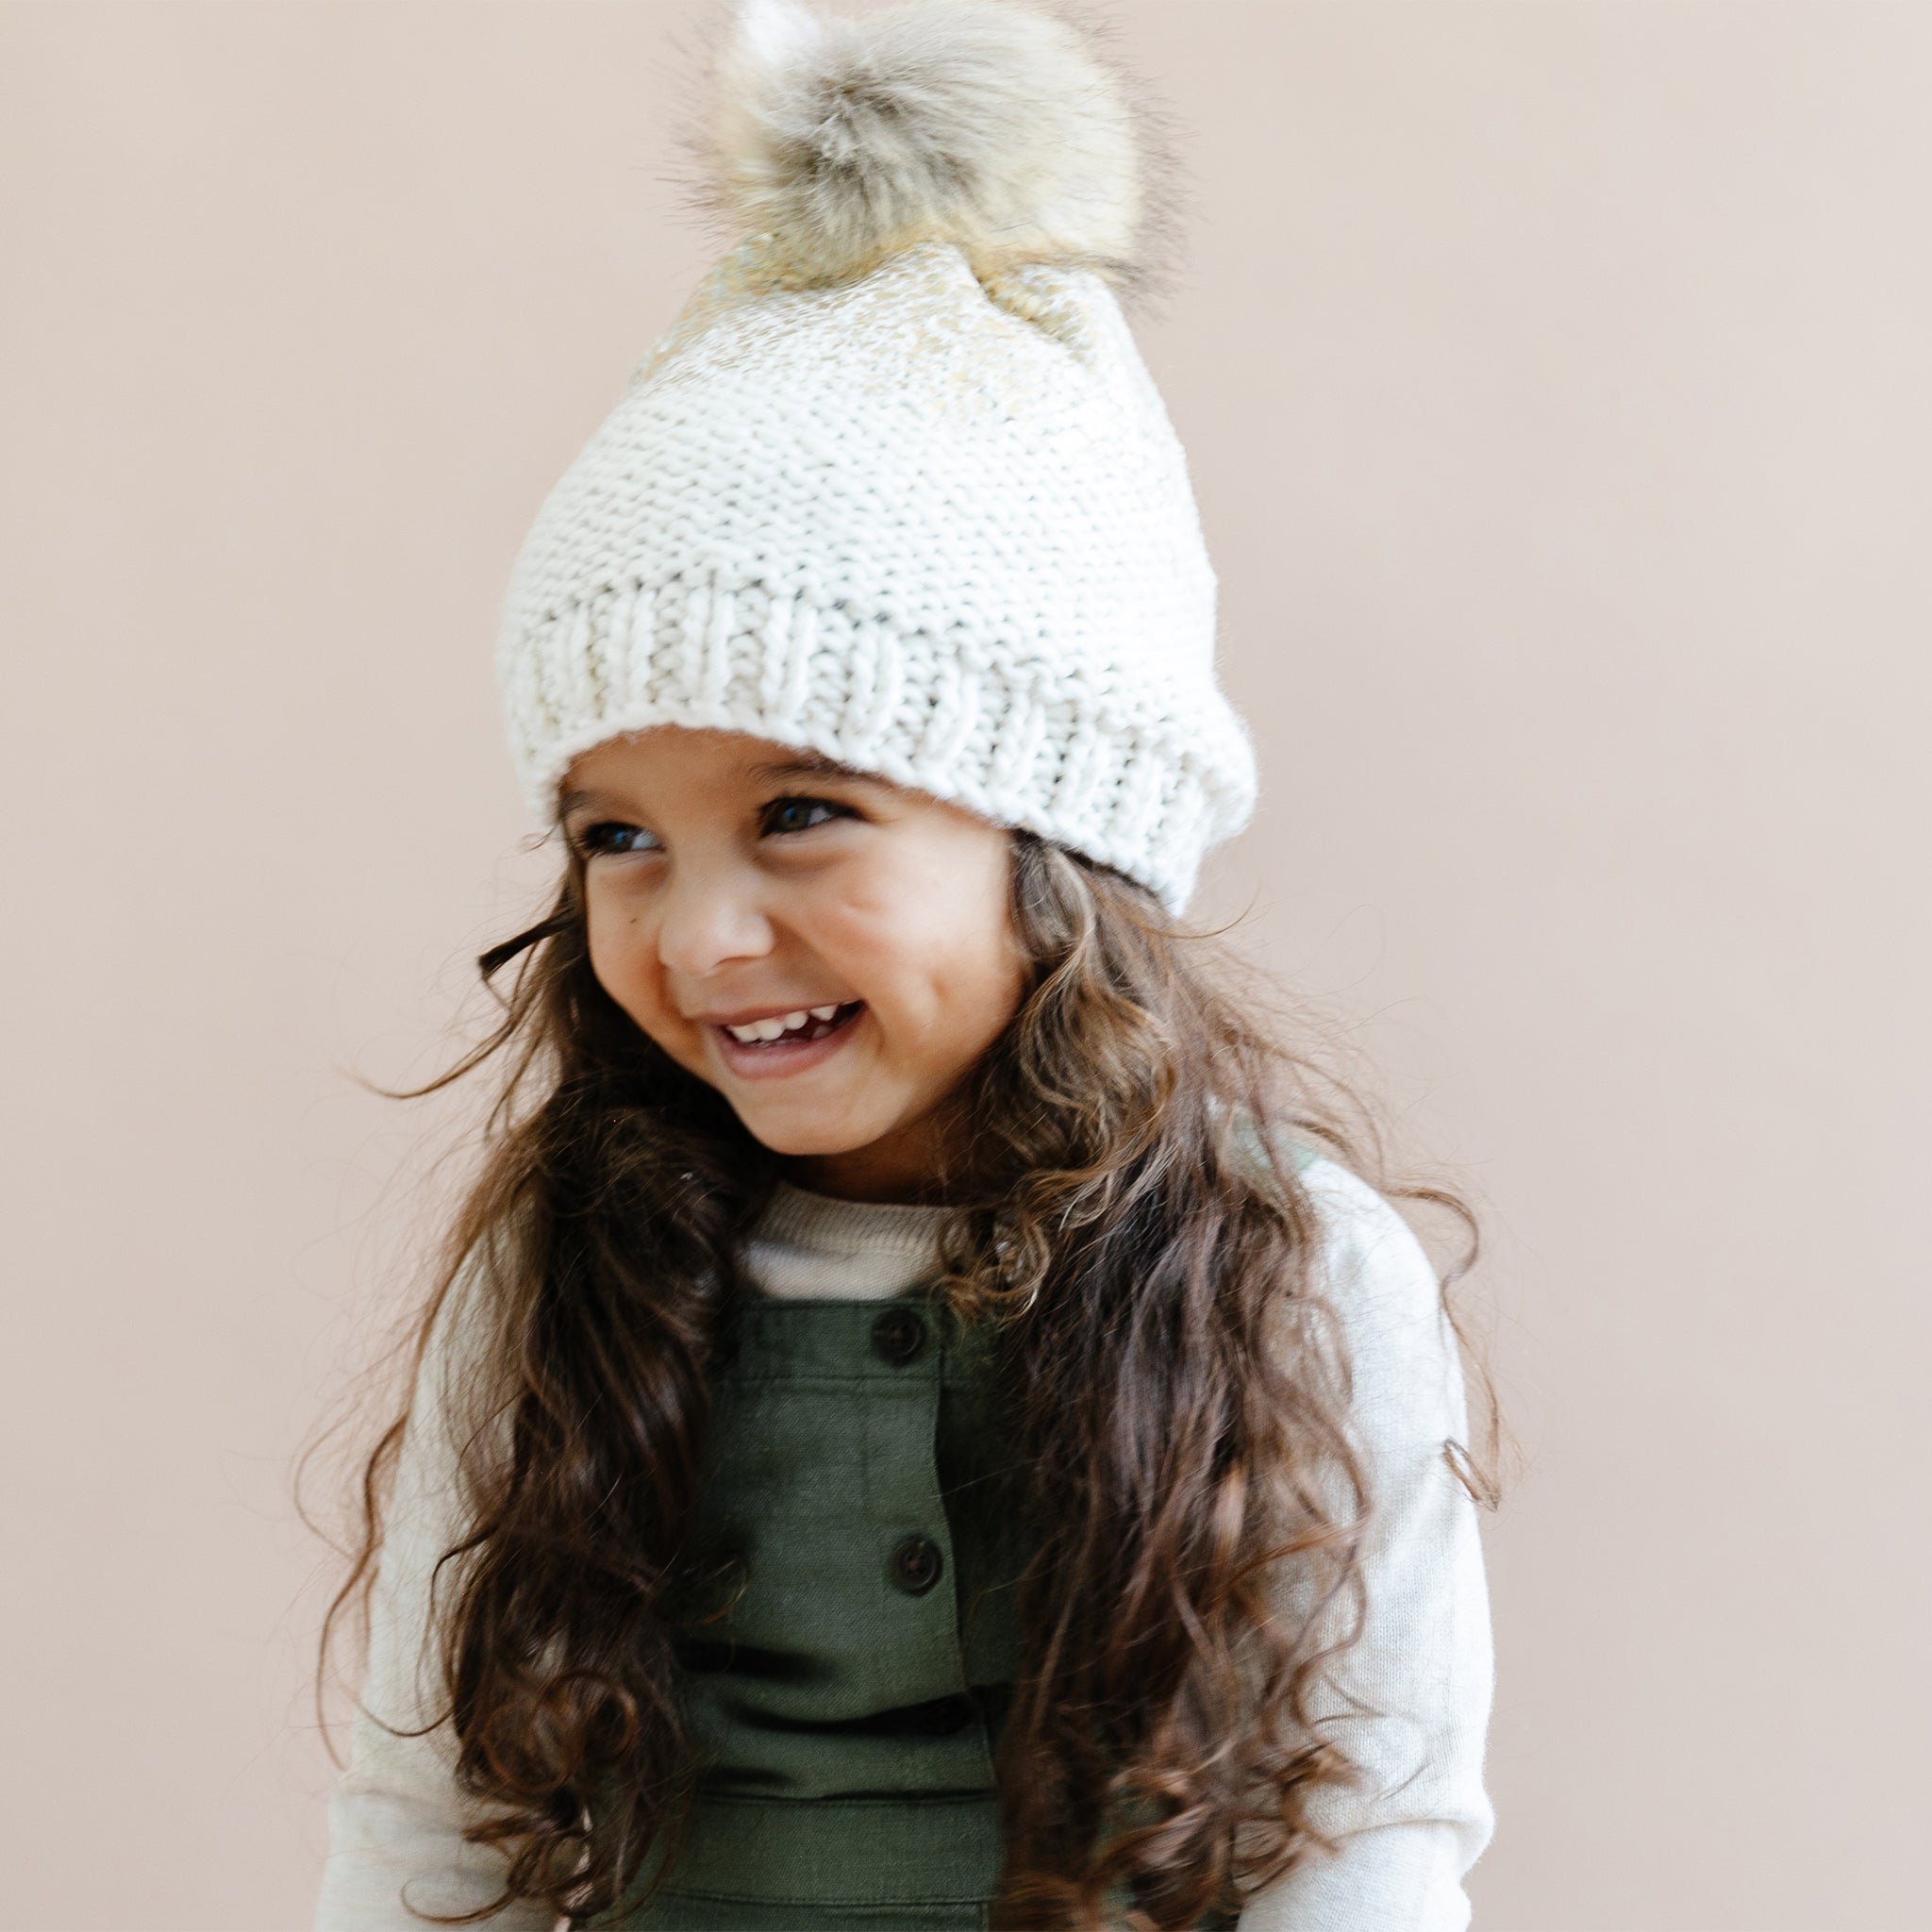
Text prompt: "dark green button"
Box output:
[[890, 1533, 943, 1595], [871, 1306, 927, 1365], [906, 1693, 974, 1737]]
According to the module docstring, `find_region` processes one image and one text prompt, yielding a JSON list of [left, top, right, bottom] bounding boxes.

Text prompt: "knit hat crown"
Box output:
[[497, 0, 1257, 911]]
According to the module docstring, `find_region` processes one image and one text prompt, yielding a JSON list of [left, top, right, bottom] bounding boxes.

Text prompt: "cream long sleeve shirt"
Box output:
[[314, 1158, 1495, 1930]]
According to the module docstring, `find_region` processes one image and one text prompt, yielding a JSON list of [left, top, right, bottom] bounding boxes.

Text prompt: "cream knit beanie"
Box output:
[[497, 0, 1256, 912]]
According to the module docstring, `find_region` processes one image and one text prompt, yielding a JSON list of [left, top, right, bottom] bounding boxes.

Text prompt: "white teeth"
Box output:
[[724, 1005, 849, 1044]]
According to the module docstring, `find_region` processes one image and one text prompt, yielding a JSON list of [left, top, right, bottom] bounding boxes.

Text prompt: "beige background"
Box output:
[[2, 3, 1924, 1927]]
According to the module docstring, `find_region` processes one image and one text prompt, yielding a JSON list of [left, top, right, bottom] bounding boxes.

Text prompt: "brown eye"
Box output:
[[575, 821, 661, 857], [762, 796, 849, 837]]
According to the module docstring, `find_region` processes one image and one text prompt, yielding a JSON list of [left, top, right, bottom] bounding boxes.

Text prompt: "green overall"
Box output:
[[582, 1140, 1316, 1931], [585, 1285, 1032, 1930]]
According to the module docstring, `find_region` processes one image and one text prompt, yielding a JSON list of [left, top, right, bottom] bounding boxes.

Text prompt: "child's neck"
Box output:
[[783, 1119, 957, 1206]]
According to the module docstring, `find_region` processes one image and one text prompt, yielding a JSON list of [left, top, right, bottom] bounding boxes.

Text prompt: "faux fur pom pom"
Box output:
[[705, 0, 1147, 286]]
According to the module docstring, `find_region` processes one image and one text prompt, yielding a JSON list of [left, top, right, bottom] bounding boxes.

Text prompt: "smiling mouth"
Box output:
[[714, 1001, 864, 1047]]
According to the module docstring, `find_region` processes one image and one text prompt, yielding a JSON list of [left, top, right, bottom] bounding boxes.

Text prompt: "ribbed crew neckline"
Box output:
[[754, 1179, 953, 1261]]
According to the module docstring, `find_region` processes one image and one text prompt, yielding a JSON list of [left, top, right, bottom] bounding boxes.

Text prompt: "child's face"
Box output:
[[560, 726, 1028, 1202]]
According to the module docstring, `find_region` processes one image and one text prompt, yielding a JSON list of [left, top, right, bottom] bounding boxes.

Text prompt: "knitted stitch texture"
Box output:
[[496, 0, 1257, 911]]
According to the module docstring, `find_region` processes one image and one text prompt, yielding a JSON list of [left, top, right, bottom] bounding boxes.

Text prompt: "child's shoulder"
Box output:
[[1286, 1153, 1467, 1438], [1296, 1152, 1424, 1258], [1297, 1153, 1438, 1298], [1241, 1125, 1430, 1289]]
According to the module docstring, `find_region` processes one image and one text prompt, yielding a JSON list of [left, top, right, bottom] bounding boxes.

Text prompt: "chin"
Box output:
[[730, 1107, 885, 1160]]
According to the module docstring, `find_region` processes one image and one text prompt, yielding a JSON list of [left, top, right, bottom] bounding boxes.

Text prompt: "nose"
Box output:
[[653, 858, 774, 979]]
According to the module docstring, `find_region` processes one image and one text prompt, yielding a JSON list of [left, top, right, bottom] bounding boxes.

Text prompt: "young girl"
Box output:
[[314, 3, 1499, 1928]]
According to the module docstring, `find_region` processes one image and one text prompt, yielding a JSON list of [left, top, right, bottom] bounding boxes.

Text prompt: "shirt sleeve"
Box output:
[[314, 1276, 561, 1932], [1234, 1158, 1498, 1932]]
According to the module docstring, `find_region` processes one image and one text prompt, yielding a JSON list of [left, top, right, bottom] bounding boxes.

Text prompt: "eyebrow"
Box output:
[[743, 751, 878, 786], [555, 756, 876, 823], [554, 787, 632, 821]]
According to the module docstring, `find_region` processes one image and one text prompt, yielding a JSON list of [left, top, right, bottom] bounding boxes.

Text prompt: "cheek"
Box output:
[[584, 893, 667, 1024], [583, 893, 631, 989], [834, 845, 1022, 1047], [937, 913, 1026, 1047]]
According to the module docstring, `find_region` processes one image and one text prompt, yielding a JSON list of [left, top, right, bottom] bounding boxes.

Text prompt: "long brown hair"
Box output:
[[313, 829, 1504, 1930]]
